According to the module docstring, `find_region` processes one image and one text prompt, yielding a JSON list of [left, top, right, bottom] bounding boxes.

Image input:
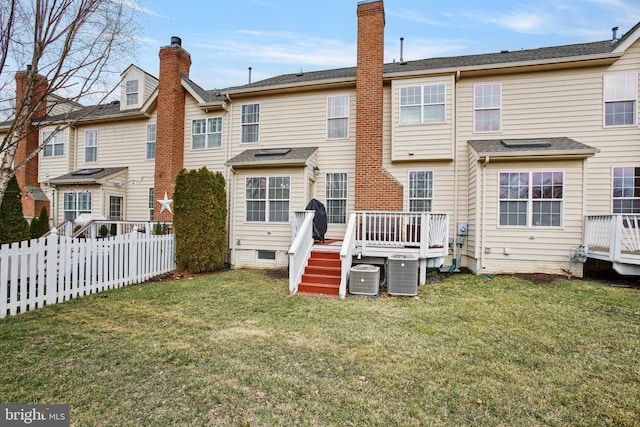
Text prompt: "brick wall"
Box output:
[[355, 0, 403, 211], [14, 70, 49, 218], [154, 39, 191, 220]]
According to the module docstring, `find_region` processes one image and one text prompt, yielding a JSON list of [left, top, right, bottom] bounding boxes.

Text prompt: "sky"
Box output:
[[128, 0, 640, 91]]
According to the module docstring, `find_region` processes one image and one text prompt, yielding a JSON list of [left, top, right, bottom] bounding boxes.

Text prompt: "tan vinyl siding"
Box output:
[[229, 167, 307, 268], [72, 116, 156, 221], [227, 89, 357, 241], [183, 95, 227, 173], [391, 75, 455, 161], [473, 159, 585, 275], [39, 126, 70, 183]]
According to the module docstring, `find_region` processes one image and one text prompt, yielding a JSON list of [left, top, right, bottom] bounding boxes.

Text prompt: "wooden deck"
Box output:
[[584, 215, 640, 275]]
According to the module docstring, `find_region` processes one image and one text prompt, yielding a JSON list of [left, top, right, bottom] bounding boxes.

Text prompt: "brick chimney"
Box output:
[[14, 67, 50, 219], [154, 36, 191, 220], [355, 0, 403, 211]]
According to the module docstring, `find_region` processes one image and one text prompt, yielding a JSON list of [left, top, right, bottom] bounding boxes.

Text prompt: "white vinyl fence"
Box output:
[[0, 229, 175, 318]]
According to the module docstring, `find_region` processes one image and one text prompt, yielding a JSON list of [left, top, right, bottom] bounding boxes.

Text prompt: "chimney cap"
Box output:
[[170, 36, 182, 46]]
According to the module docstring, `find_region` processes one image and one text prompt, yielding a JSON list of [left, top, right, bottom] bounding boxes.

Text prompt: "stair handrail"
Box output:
[[339, 212, 358, 298], [288, 210, 315, 294]]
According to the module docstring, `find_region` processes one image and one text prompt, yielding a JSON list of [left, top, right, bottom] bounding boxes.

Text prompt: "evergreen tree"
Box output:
[[173, 167, 227, 273], [0, 176, 30, 244], [30, 206, 50, 239]]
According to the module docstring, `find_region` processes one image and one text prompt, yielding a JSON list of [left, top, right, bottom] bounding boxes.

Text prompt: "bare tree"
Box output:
[[0, 0, 141, 206]]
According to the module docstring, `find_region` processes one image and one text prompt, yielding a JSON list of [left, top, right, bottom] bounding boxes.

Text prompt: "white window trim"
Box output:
[[148, 187, 154, 221], [473, 83, 502, 133], [84, 129, 98, 163], [244, 175, 291, 223], [399, 84, 446, 126], [326, 172, 348, 224], [241, 103, 260, 144], [42, 130, 65, 158], [408, 170, 434, 212], [603, 72, 638, 128], [63, 191, 92, 220], [612, 166, 640, 213], [146, 124, 156, 160], [125, 79, 139, 106], [497, 170, 564, 228], [191, 117, 223, 150], [326, 95, 350, 140]]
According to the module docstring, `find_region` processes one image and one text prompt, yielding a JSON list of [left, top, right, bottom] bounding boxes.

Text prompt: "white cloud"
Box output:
[[192, 30, 356, 69]]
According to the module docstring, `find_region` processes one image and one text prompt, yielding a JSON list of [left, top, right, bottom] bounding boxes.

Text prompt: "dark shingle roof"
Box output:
[[226, 147, 318, 168], [468, 137, 600, 158], [227, 40, 618, 93], [47, 167, 127, 185]]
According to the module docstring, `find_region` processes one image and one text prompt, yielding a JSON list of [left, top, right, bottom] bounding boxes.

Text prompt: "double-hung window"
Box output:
[[192, 117, 222, 149], [327, 95, 349, 139], [109, 196, 123, 221], [241, 104, 260, 143], [63, 191, 91, 220], [148, 188, 154, 220], [326, 173, 347, 224], [125, 80, 138, 106], [612, 167, 640, 213], [400, 84, 445, 125], [499, 171, 563, 227], [42, 130, 64, 157], [146, 124, 156, 160], [474, 83, 501, 132], [408, 171, 433, 212], [604, 73, 637, 127], [245, 176, 290, 222], [84, 130, 97, 163]]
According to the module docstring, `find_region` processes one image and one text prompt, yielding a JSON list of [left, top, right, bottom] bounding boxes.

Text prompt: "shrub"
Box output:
[[30, 206, 50, 238], [98, 224, 109, 237], [0, 176, 30, 244], [152, 222, 168, 235], [173, 167, 227, 273]]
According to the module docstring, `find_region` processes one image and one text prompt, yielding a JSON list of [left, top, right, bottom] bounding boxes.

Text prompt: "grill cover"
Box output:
[[305, 199, 327, 242]]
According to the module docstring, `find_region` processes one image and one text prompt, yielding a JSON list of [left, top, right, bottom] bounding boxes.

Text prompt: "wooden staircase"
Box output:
[[298, 250, 341, 297]]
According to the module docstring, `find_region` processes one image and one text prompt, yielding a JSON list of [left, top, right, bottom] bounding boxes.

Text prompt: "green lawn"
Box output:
[[1, 270, 639, 426]]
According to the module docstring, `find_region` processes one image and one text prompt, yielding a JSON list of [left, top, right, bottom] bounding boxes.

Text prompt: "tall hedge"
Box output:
[[0, 176, 30, 244], [30, 206, 50, 239], [173, 167, 227, 273]]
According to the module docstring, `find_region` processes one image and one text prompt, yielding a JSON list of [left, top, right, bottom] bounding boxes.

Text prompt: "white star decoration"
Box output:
[[157, 192, 173, 214]]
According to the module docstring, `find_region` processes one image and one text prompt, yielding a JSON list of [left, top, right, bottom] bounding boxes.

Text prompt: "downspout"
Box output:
[[453, 70, 460, 267], [225, 94, 235, 266], [480, 155, 490, 270]]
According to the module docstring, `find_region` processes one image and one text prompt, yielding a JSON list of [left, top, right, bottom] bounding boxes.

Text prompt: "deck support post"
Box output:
[[419, 259, 426, 285]]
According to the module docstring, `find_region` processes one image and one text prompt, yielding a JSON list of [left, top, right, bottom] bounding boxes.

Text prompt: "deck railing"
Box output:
[[355, 211, 449, 254], [288, 211, 315, 294], [584, 214, 640, 264], [339, 212, 358, 298], [72, 220, 173, 238]]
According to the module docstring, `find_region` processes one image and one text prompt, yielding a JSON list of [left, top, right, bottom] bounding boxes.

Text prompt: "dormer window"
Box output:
[[125, 79, 138, 106]]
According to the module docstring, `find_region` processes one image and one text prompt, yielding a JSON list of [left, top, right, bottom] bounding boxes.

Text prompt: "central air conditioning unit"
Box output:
[[387, 254, 419, 296], [349, 264, 380, 296]]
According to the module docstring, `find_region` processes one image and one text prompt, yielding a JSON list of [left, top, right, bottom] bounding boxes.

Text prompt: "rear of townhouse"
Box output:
[[5, 0, 640, 278]]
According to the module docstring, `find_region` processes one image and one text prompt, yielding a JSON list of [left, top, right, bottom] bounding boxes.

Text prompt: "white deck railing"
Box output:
[[584, 214, 640, 265], [355, 211, 449, 254], [288, 211, 315, 294], [73, 220, 173, 238], [339, 213, 358, 298]]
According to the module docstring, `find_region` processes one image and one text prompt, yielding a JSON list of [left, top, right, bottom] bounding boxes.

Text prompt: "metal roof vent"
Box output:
[[171, 36, 182, 47]]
